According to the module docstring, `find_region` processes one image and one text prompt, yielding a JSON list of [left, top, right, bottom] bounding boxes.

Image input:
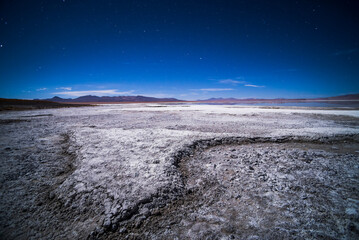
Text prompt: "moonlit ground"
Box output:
[[0, 104, 358, 239]]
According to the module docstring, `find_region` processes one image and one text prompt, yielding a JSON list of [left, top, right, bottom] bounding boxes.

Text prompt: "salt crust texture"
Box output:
[[0, 104, 358, 239]]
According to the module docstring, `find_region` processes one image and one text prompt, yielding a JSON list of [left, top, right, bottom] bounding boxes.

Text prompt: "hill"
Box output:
[[45, 95, 181, 103], [0, 98, 91, 111]]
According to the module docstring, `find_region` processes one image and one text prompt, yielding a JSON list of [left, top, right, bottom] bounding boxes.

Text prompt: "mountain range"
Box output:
[[2, 93, 358, 111], [40, 93, 359, 103], [44, 95, 181, 103], [199, 93, 359, 103]]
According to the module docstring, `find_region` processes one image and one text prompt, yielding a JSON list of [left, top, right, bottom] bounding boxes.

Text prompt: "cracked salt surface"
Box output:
[[0, 104, 358, 239]]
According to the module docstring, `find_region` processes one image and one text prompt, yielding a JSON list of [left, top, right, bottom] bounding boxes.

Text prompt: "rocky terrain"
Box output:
[[0, 104, 358, 239]]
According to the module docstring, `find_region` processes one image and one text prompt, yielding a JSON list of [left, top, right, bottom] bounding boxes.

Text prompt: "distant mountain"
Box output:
[[315, 93, 359, 100], [198, 93, 359, 102], [197, 98, 304, 102], [41, 93, 359, 104], [203, 97, 238, 101], [44, 95, 181, 103]]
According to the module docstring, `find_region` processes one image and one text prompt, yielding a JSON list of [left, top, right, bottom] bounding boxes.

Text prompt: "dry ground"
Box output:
[[0, 104, 358, 239]]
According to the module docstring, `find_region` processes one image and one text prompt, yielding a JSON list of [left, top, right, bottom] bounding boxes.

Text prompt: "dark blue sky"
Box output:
[[1, 0, 358, 100]]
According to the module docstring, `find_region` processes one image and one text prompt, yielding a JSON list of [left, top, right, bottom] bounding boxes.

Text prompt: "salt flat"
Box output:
[[0, 104, 358, 239]]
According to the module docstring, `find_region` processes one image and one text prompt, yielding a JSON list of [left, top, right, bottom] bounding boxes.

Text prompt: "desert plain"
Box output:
[[0, 103, 359, 239]]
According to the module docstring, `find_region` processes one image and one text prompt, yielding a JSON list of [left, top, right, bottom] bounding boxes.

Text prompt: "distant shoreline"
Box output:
[[1, 97, 359, 112], [59, 99, 359, 104]]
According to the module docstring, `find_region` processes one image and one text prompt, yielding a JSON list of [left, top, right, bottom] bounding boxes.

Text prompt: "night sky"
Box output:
[[1, 0, 358, 100]]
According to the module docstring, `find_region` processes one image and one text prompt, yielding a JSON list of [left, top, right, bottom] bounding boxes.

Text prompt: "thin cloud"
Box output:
[[244, 84, 264, 88], [52, 89, 135, 97], [36, 88, 47, 91], [219, 79, 246, 85], [56, 87, 72, 91], [217, 77, 265, 89], [199, 88, 234, 91], [332, 48, 359, 56]]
